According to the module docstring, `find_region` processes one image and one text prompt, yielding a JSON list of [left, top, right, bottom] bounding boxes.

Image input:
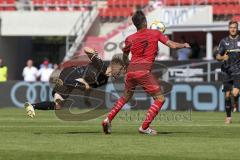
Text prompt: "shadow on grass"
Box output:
[[33, 131, 193, 135], [159, 131, 193, 135], [64, 131, 101, 134], [33, 131, 101, 135]]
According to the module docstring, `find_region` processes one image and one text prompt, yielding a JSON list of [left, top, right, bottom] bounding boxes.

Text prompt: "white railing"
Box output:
[[64, 4, 98, 61]]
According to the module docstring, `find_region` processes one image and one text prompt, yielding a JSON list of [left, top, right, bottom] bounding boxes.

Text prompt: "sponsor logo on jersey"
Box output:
[[237, 41, 240, 47]]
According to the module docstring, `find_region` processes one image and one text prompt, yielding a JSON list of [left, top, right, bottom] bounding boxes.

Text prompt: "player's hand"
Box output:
[[85, 84, 91, 90], [223, 53, 229, 61], [184, 43, 191, 48], [76, 78, 91, 90]]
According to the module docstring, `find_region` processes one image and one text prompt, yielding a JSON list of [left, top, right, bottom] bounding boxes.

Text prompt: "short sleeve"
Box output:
[[217, 39, 226, 56], [157, 31, 169, 45], [122, 37, 131, 54]]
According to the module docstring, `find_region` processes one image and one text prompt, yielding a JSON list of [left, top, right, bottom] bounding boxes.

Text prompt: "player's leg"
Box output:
[[24, 92, 64, 118], [107, 89, 133, 122], [102, 71, 136, 134], [139, 92, 165, 135], [31, 101, 56, 110], [102, 89, 134, 134], [138, 72, 165, 135], [223, 81, 232, 124], [232, 80, 240, 112]]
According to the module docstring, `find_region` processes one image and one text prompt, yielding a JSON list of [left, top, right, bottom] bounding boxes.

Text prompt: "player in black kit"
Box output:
[[24, 47, 125, 118], [216, 21, 240, 124]]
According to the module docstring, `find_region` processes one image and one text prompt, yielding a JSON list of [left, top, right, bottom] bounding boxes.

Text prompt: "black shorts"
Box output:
[[222, 79, 240, 92]]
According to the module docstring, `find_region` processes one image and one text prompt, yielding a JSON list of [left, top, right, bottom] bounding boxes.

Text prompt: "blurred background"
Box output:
[[0, 0, 238, 111]]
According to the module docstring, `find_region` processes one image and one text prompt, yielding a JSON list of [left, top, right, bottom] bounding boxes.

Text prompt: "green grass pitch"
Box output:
[[0, 108, 240, 160]]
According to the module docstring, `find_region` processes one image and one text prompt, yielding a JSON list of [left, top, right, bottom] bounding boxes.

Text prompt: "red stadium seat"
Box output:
[[181, 0, 191, 5], [0, 0, 3, 10], [107, 0, 149, 7], [232, 15, 240, 21], [4, 0, 16, 11], [6, 0, 15, 4], [106, 0, 112, 7], [99, 7, 133, 22], [81, 0, 91, 6], [33, 0, 45, 6], [59, 0, 69, 8], [165, 0, 177, 6]]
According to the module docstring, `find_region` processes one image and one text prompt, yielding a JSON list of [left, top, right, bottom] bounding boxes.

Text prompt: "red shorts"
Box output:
[[125, 71, 161, 94]]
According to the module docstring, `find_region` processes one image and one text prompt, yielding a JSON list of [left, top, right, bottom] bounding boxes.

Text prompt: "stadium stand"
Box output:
[[99, 7, 133, 22], [164, 0, 240, 21], [32, 0, 92, 11], [0, 0, 92, 11], [99, 0, 150, 22], [1, 0, 239, 22], [0, 0, 16, 11], [77, 36, 105, 57]]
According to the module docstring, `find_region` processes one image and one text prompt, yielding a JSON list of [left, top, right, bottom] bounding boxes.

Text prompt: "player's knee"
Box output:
[[123, 96, 131, 103], [232, 89, 239, 97], [233, 93, 239, 97], [153, 94, 165, 102], [225, 92, 231, 98], [123, 90, 134, 102]]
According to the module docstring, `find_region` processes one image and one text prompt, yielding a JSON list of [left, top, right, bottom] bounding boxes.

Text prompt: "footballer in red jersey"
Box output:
[[102, 10, 190, 135]]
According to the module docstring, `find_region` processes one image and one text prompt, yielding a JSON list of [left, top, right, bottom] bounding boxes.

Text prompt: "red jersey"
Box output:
[[122, 29, 169, 71]]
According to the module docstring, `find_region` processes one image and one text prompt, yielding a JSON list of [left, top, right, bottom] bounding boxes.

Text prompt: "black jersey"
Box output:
[[59, 54, 108, 88], [218, 35, 240, 78]]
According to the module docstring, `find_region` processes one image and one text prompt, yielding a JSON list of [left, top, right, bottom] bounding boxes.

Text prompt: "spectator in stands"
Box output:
[[0, 58, 8, 82], [53, 63, 59, 70], [189, 38, 200, 59], [177, 37, 192, 60], [40, 58, 53, 69], [38, 60, 54, 82], [22, 59, 38, 82]]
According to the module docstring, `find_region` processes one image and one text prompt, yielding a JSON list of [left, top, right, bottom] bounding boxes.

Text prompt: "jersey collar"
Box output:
[[229, 34, 239, 40]]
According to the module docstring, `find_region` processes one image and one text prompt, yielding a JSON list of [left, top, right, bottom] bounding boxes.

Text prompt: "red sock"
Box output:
[[107, 97, 126, 122], [141, 100, 164, 130]]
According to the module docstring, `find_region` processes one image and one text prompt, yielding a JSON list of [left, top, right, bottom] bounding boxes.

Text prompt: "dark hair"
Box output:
[[132, 10, 147, 30], [229, 20, 238, 28], [111, 55, 124, 66]]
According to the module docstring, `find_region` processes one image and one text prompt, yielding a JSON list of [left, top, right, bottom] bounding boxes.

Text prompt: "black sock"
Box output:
[[233, 96, 239, 110], [225, 98, 232, 117], [32, 101, 56, 110]]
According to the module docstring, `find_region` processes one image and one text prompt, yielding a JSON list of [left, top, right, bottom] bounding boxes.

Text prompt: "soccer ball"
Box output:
[[150, 21, 166, 33]]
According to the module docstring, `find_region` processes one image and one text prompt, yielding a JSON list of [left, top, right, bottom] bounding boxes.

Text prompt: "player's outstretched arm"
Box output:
[[166, 40, 191, 49], [216, 52, 229, 61]]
